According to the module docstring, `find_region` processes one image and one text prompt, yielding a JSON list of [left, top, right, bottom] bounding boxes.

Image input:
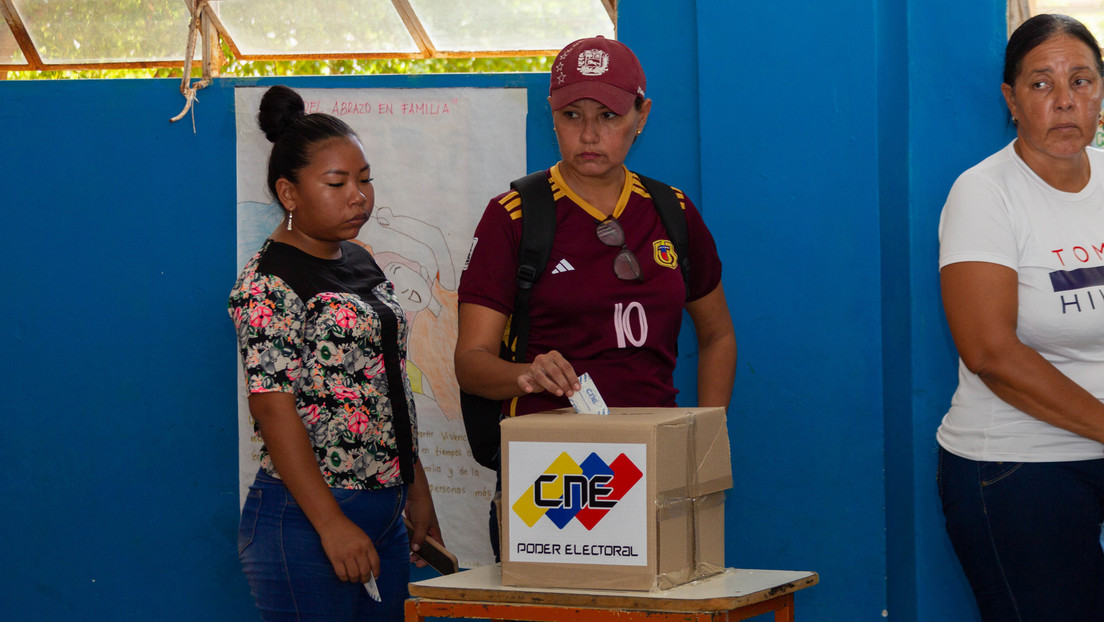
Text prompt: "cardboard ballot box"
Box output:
[[501, 407, 732, 591]]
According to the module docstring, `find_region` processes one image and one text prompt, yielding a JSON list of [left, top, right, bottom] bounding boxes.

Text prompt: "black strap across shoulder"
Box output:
[[509, 171, 558, 363], [457, 172, 555, 472], [638, 173, 690, 285], [365, 294, 415, 482]]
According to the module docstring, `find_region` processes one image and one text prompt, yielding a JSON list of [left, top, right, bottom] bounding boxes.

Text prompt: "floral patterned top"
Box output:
[[229, 240, 418, 489]]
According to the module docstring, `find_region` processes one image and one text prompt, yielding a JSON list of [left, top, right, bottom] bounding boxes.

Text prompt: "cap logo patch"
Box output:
[[577, 49, 610, 76]]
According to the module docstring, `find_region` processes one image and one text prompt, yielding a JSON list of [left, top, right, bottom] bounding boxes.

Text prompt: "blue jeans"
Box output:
[[938, 447, 1104, 622], [238, 470, 410, 621]]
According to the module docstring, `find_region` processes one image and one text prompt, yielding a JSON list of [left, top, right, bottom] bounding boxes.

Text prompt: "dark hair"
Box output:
[[257, 85, 358, 209], [1005, 13, 1104, 86]]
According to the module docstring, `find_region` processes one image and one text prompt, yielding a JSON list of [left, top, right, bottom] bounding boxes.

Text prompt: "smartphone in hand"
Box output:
[[404, 517, 459, 575]]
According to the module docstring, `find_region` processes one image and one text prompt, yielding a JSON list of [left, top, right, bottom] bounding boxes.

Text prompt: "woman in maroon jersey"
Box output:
[[455, 37, 736, 431], [452, 35, 737, 559], [455, 36, 736, 559]]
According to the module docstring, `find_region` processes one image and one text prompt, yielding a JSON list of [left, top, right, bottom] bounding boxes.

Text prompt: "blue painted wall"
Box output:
[[0, 73, 551, 620], [907, 1, 1016, 621], [698, 1, 887, 617], [0, 78, 251, 618], [0, 0, 1013, 619]]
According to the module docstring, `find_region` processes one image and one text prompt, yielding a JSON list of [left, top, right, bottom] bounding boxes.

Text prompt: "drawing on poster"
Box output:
[[233, 86, 528, 568]]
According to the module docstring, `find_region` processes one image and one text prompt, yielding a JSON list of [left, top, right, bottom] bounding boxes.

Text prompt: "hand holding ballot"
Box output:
[[516, 349, 582, 399], [518, 356, 609, 414]]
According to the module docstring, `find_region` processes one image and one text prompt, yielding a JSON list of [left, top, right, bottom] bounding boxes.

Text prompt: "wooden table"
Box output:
[[405, 564, 818, 622]]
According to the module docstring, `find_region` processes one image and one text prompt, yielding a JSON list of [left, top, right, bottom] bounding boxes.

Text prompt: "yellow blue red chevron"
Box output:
[[512, 451, 643, 530]]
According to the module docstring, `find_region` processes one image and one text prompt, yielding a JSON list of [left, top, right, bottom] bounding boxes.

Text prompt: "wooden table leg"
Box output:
[[773, 593, 794, 622], [712, 593, 794, 622], [404, 598, 422, 622]]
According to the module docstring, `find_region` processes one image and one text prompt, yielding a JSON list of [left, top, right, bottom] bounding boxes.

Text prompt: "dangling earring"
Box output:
[[286, 211, 293, 231]]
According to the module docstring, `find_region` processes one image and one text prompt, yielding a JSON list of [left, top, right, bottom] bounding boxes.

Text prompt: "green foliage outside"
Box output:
[[5, 44, 552, 80], [221, 54, 554, 78]]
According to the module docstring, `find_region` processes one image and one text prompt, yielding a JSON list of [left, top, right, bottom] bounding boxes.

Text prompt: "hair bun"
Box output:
[[257, 85, 307, 143]]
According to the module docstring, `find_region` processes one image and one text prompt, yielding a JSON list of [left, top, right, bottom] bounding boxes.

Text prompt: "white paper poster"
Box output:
[[507, 441, 648, 566], [233, 86, 528, 568]]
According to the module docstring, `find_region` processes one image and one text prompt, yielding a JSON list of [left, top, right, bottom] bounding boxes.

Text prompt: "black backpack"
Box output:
[[460, 171, 690, 470]]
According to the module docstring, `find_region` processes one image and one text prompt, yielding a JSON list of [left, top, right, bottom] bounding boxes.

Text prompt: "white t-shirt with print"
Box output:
[[938, 140, 1104, 462]]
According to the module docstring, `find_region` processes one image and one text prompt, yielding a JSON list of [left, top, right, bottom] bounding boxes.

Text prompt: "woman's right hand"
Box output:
[[317, 515, 381, 583], [517, 349, 581, 397], [457, 303, 582, 400], [249, 392, 384, 583]]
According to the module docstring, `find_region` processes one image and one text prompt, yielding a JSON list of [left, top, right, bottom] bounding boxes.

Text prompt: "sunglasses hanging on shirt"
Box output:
[[596, 217, 643, 281]]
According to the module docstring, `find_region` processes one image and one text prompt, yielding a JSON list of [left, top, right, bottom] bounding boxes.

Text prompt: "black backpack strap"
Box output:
[[457, 171, 555, 472], [508, 171, 557, 363], [637, 174, 690, 286]]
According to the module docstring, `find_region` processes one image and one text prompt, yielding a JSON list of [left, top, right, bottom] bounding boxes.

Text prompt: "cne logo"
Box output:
[[512, 451, 643, 530], [653, 239, 678, 269]]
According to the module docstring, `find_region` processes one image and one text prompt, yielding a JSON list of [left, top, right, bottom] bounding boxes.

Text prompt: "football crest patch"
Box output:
[[653, 239, 678, 269]]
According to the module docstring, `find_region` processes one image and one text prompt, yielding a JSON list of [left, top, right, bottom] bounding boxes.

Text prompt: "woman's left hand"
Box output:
[[404, 458, 443, 566]]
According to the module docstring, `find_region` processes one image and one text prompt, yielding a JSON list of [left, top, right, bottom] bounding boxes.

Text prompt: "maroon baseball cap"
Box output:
[[549, 36, 646, 115]]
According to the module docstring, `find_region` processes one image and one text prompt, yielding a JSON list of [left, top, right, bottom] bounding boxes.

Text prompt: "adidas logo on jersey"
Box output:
[[551, 259, 575, 274]]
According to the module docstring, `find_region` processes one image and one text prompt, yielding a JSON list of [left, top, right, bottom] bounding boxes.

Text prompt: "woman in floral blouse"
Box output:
[[229, 85, 441, 621]]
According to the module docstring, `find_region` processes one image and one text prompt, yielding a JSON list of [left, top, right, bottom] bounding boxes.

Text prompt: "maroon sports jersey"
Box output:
[[458, 165, 723, 416]]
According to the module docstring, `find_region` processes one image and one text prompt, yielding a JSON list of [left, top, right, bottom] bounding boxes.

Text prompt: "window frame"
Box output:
[[0, 0, 617, 74]]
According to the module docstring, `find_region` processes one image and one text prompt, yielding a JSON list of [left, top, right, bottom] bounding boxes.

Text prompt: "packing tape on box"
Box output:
[[655, 567, 693, 591], [658, 415, 721, 499], [688, 413, 700, 497], [683, 410, 734, 497], [653, 417, 695, 500], [654, 410, 732, 591], [692, 564, 727, 583], [693, 410, 734, 495], [654, 413, 725, 502], [653, 495, 695, 592], [691, 491, 727, 582], [653, 490, 727, 590], [654, 495, 692, 520]]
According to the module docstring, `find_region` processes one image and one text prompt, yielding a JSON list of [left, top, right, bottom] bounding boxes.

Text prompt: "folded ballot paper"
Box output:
[[362, 574, 380, 602], [568, 372, 609, 415]]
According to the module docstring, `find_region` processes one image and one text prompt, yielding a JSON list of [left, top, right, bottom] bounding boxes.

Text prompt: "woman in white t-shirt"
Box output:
[[937, 13, 1104, 622]]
